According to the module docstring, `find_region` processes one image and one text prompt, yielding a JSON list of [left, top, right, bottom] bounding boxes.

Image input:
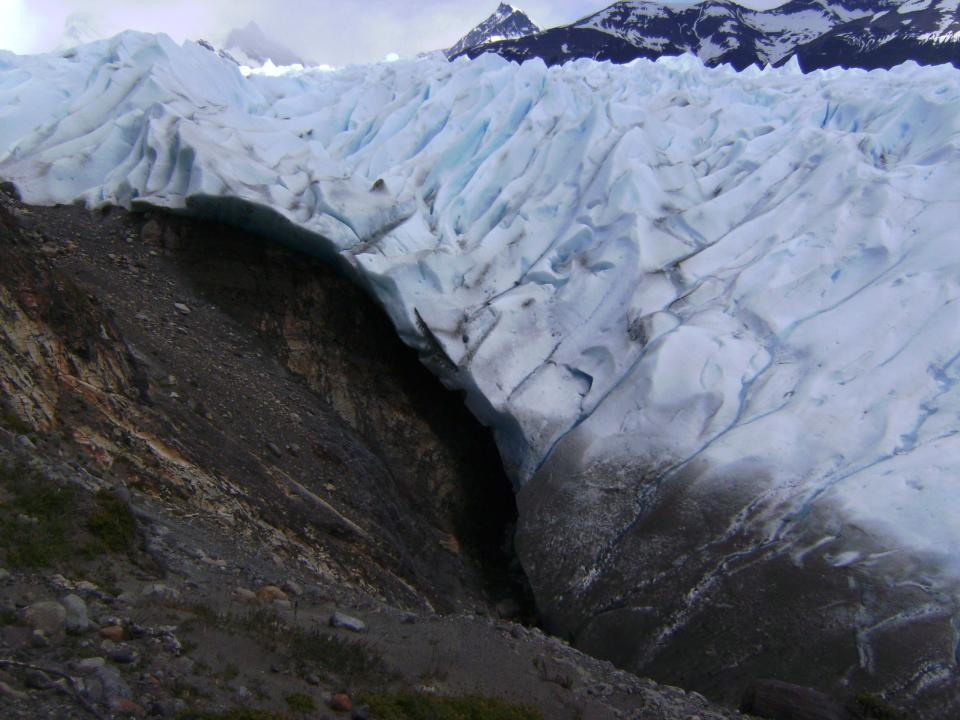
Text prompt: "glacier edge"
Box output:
[[2, 32, 960, 714]]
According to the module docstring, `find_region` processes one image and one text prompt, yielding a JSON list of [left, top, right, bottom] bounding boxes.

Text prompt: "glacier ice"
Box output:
[[2, 32, 960, 710]]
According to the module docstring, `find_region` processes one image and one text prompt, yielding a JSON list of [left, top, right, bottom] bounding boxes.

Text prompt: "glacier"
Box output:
[[2, 32, 960, 714]]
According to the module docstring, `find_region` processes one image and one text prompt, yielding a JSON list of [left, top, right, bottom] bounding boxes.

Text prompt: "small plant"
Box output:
[[284, 692, 315, 713], [287, 624, 391, 687], [86, 489, 137, 554], [247, 678, 269, 702], [0, 460, 75, 567], [168, 677, 212, 703], [360, 692, 543, 720], [419, 637, 449, 684], [0, 411, 32, 436], [176, 710, 285, 720], [854, 692, 908, 720], [221, 661, 240, 681], [179, 602, 391, 688]]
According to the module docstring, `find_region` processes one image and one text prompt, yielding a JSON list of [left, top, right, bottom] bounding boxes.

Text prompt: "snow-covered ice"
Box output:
[[2, 32, 960, 590]]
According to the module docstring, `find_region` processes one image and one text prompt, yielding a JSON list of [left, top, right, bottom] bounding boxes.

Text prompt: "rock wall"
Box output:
[[0, 187, 528, 616]]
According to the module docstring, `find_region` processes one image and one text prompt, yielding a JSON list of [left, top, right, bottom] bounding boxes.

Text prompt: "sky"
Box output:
[[1, 0, 789, 66]]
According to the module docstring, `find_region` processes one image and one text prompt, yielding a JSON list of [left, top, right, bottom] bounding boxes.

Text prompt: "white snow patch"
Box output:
[[919, 30, 960, 43], [640, 36, 672, 51], [697, 37, 727, 62], [898, 0, 933, 13]]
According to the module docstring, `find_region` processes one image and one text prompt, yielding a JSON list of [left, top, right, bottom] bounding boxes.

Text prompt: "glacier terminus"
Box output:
[[1, 31, 960, 716]]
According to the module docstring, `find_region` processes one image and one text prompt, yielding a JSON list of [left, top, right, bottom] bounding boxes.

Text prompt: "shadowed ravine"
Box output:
[[0, 186, 534, 618], [1, 194, 765, 720]]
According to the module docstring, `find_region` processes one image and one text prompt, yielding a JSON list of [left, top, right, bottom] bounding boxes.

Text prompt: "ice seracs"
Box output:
[[1, 32, 959, 715]]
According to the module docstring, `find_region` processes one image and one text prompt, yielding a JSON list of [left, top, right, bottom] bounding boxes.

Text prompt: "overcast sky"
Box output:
[[1, 0, 789, 66]]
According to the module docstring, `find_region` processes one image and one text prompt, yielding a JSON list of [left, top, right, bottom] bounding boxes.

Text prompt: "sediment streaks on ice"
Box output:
[[2, 33, 960, 585]]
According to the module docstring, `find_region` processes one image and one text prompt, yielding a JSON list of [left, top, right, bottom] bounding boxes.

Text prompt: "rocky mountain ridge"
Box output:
[[445, 3, 542, 59], [451, 0, 960, 70]]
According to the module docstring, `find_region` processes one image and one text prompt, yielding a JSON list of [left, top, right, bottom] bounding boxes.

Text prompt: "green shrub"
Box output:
[[0, 461, 75, 567], [288, 627, 390, 686], [86, 489, 137, 554], [0, 462, 136, 568], [177, 711, 285, 720], [0, 411, 32, 436], [361, 692, 544, 720], [180, 602, 390, 687], [854, 692, 907, 720], [284, 693, 315, 713]]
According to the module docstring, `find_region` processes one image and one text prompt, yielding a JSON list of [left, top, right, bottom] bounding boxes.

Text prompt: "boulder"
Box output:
[[100, 625, 125, 642], [257, 585, 288, 604], [62, 593, 89, 633], [141, 583, 179, 604], [329, 611, 367, 633], [22, 601, 66, 637], [330, 692, 352, 712]]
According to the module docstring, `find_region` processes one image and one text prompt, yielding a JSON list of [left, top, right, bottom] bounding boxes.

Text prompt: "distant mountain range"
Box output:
[[57, 12, 108, 51], [449, 0, 960, 71], [223, 21, 305, 67]]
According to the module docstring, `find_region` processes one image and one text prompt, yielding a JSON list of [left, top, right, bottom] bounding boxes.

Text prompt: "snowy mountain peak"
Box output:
[[445, 3, 541, 59], [450, 0, 960, 71]]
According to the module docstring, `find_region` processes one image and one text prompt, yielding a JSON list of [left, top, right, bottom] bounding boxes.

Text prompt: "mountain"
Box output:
[[3, 31, 960, 717], [56, 11, 106, 51], [794, 0, 960, 69], [223, 20, 305, 67], [451, 0, 960, 71], [446, 3, 541, 59]]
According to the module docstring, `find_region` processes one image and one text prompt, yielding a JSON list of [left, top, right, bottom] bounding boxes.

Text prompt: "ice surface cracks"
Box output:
[[3, 34, 960, 579]]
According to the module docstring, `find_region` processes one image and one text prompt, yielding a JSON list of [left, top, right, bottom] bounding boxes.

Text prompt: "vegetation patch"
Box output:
[[177, 711, 286, 720], [0, 460, 76, 567], [853, 693, 908, 720], [284, 693, 315, 713], [287, 624, 390, 687], [0, 460, 137, 568], [86, 489, 138, 553], [360, 692, 544, 720], [181, 602, 391, 688], [0, 410, 32, 436]]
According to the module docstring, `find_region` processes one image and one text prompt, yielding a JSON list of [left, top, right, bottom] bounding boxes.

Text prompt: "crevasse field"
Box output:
[[2, 32, 959, 710]]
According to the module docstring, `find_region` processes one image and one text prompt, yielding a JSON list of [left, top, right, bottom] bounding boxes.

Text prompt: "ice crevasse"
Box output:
[[2, 31, 960, 708]]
